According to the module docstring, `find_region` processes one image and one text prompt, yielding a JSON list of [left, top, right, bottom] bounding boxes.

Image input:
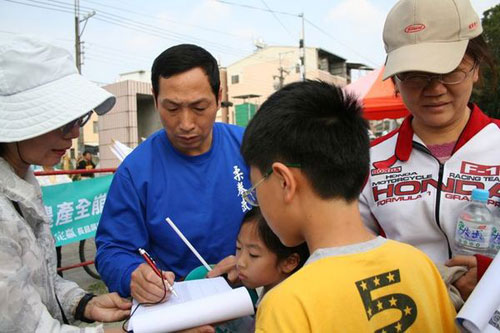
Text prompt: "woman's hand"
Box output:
[[446, 255, 478, 301], [83, 292, 132, 322]]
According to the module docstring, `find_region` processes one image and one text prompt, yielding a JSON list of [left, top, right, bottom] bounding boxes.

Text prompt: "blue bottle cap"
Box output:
[[471, 188, 489, 202]]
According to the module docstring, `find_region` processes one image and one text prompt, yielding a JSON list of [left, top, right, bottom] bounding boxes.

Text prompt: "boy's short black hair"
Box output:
[[241, 80, 369, 201], [242, 208, 309, 273], [151, 44, 220, 101]]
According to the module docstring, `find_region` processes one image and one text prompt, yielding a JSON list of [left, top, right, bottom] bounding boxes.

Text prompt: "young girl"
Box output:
[[234, 208, 309, 297], [204, 208, 309, 332], [184, 208, 308, 332]]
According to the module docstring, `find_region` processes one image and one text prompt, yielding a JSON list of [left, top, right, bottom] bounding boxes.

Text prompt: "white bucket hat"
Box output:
[[382, 0, 483, 80], [0, 35, 116, 142]]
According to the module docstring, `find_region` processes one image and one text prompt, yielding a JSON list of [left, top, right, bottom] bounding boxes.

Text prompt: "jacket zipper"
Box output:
[[413, 142, 453, 259]]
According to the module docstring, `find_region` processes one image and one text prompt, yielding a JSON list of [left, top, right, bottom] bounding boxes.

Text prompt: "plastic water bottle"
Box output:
[[490, 208, 500, 257], [455, 189, 493, 256]]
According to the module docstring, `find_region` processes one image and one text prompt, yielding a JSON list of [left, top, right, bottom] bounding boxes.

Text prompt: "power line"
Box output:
[[215, 0, 379, 67], [304, 17, 379, 67], [3, 0, 285, 69], [86, 42, 151, 62], [3, 0, 253, 58], [260, 0, 294, 39], [0, 28, 149, 64], [85, 48, 148, 66], [76, 0, 254, 55], [4, 0, 237, 61], [3, 0, 73, 14], [85, 53, 144, 70], [81, 0, 248, 40], [43, 0, 250, 56], [216, 0, 299, 17], [3, 0, 294, 65], [215, 0, 305, 78], [90, 16, 247, 58], [35, 0, 75, 12]]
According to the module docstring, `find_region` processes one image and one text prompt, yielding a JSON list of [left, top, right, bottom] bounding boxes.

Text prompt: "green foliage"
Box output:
[[471, 4, 500, 119]]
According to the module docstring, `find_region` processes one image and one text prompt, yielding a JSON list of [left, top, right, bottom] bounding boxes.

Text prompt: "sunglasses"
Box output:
[[60, 111, 93, 135]]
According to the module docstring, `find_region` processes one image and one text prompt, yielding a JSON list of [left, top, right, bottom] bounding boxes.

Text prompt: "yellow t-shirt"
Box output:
[[256, 239, 457, 332]]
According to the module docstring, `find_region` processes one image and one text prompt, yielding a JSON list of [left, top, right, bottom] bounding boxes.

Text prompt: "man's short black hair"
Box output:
[[241, 80, 369, 202], [83, 150, 92, 156], [151, 44, 220, 101]]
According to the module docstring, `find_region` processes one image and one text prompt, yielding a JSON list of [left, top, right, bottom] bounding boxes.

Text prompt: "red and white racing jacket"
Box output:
[[360, 104, 500, 265]]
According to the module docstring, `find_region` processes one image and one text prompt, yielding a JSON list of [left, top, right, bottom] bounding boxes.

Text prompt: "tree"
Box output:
[[471, 4, 500, 119]]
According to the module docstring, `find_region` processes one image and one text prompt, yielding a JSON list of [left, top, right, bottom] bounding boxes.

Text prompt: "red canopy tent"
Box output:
[[345, 67, 409, 120]]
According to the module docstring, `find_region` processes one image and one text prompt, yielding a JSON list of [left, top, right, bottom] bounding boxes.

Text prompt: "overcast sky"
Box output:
[[1, 0, 498, 84]]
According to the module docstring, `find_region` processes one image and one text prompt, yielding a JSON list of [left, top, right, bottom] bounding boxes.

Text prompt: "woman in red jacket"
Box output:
[[360, 0, 499, 305]]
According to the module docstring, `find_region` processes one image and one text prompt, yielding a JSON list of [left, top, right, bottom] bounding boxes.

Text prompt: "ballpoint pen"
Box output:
[[138, 248, 178, 297]]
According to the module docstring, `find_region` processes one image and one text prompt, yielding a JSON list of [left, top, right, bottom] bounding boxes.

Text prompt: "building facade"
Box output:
[[226, 45, 349, 124], [92, 46, 357, 168]]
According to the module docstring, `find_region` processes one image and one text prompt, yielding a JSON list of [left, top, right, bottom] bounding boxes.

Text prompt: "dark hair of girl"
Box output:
[[242, 208, 309, 273]]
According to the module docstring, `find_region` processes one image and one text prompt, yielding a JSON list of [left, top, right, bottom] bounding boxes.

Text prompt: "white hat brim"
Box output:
[[383, 40, 469, 80], [0, 73, 115, 142]]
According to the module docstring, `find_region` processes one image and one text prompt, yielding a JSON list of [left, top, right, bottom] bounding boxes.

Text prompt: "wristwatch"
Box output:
[[74, 293, 96, 323]]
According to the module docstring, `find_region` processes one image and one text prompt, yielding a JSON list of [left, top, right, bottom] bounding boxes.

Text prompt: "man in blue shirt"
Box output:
[[96, 44, 251, 303]]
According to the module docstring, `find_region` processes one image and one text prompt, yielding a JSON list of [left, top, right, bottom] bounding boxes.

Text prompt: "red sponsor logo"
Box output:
[[404, 24, 426, 33], [461, 162, 500, 176], [469, 21, 478, 30], [372, 155, 398, 170], [371, 166, 402, 176]]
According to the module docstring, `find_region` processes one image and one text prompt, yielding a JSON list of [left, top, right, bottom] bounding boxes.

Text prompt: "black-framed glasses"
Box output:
[[242, 163, 301, 207], [395, 63, 477, 88], [60, 111, 93, 136]]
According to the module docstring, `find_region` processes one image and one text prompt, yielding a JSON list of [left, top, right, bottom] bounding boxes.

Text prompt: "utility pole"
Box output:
[[74, 0, 95, 156], [273, 53, 290, 90], [274, 66, 286, 89], [220, 67, 231, 123], [299, 13, 306, 81]]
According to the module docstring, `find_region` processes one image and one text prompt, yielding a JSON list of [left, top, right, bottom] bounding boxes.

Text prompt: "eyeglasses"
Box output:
[[60, 111, 93, 136], [395, 63, 476, 88], [242, 163, 301, 207]]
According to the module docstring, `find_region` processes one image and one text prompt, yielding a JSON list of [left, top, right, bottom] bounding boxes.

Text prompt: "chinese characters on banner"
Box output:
[[233, 165, 251, 213], [41, 175, 113, 246]]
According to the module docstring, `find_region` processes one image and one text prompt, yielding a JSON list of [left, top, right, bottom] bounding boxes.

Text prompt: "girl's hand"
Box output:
[[206, 255, 240, 286]]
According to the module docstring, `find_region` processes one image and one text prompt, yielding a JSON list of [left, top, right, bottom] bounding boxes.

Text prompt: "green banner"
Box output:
[[41, 175, 113, 246]]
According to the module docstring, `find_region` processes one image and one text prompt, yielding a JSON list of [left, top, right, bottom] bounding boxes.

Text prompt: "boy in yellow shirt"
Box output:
[[240, 80, 458, 332]]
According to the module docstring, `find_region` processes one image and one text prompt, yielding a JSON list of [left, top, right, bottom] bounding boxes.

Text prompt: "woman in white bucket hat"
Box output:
[[359, 0, 499, 307], [0, 36, 131, 332]]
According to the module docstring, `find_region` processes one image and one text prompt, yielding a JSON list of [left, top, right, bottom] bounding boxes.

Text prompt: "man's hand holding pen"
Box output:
[[130, 263, 176, 304]]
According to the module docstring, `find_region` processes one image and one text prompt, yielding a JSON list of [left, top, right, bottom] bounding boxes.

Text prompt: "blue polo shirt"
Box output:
[[96, 123, 251, 297]]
